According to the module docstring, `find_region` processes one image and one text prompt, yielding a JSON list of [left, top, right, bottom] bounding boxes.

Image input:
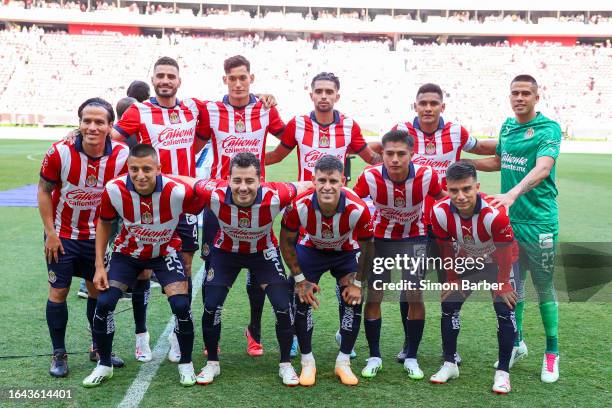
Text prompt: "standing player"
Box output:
[[176, 153, 311, 386], [197, 55, 286, 357], [38, 98, 129, 377], [279, 155, 373, 386], [472, 75, 562, 383], [83, 144, 201, 387], [429, 161, 518, 394], [392, 83, 496, 363], [353, 130, 445, 380]]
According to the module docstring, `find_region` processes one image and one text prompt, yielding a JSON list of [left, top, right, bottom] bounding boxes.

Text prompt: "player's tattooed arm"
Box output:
[[280, 226, 321, 308], [358, 146, 383, 165], [490, 156, 555, 209]]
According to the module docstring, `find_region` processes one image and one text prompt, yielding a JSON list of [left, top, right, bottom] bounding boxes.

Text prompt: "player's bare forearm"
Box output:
[[432, 190, 447, 201], [355, 239, 374, 282], [95, 219, 112, 269], [468, 139, 498, 155], [110, 128, 126, 141], [194, 137, 207, 154], [358, 147, 383, 165], [279, 228, 301, 276], [471, 155, 501, 172], [37, 179, 57, 236], [508, 156, 554, 199], [265, 145, 292, 165], [295, 181, 314, 195]]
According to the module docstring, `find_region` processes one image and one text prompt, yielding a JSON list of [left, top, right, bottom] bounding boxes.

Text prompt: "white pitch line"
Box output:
[[27, 153, 43, 161], [118, 265, 205, 408]]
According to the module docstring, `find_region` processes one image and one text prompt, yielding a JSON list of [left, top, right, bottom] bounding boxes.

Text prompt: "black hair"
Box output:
[[381, 129, 414, 149], [154, 56, 180, 72], [116, 97, 137, 120], [78, 97, 115, 122], [126, 80, 150, 102], [224, 55, 250, 73], [129, 143, 158, 160], [416, 83, 443, 100], [446, 160, 477, 182], [511, 74, 538, 88], [314, 155, 344, 174], [311, 72, 340, 90], [230, 152, 260, 177]]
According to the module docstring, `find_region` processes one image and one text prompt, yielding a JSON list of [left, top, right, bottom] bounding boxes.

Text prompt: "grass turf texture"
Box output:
[[0, 140, 610, 407]]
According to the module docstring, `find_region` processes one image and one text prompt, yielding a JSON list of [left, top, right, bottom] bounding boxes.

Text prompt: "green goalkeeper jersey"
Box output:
[[495, 112, 561, 225]]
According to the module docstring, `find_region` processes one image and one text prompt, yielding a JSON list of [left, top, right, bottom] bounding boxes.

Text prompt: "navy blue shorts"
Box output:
[[200, 208, 219, 261], [46, 238, 96, 288], [296, 245, 358, 284], [176, 213, 199, 253], [369, 237, 428, 289], [107, 251, 187, 291], [206, 246, 287, 288]]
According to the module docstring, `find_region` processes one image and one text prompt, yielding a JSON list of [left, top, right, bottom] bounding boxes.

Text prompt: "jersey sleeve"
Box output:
[[114, 104, 141, 139], [430, 206, 451, 241], [99, 188, 118, 221], [271, 182, 298, 208], [427, 169, 442, 196], [490, 211, 515, 295], [460, 126, 477, 152], [193, 179, 219, 208], [40, 144, 62, 183], [281, 200, 300, 232], [348, 121, 367, 154], [536, 123, 562, 161], [355, 208, 374, 240], [279, 118, 298, 149], [194, 99, 212, 141], [267, 106, 286, 137], [352, 172, 370, 198]]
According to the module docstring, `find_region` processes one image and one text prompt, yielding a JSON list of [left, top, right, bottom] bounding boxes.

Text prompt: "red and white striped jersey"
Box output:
[[393, 117, 476, 225], [200, 95, 285, 180], [280, 111, 367, 181], [194, 179, 296, 253], [100, 175, 202, 259], [281, 187, 373, 251], [114, 97, 209, 177], [353, 162, 441, 240], [40, 136, 129, 240], [431, 193, 515, 293]]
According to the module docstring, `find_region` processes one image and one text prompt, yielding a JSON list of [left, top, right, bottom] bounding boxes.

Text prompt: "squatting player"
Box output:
[[430, 161, 518, 394], [391, 83, 496, 363], [353, 130, 445, 380], [473, 74, 562, 383], [280, 155, 374, 386], [83, 144, 201, 387], [38, 98, 129, 377]]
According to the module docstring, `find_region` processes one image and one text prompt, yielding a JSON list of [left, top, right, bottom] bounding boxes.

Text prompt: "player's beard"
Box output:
[[154, 85, 177, 98]]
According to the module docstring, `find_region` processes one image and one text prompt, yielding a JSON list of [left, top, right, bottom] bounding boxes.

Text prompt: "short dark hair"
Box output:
[[381, 129, 414, 149], [314, 155, 344, 175], [116, 97, 137, 119], [129, 143, 158, 161], [154, 56, 179, 72], [224, 55, 250, 73], [511, 74, 538, 88], [78, 97, 115, 122], [416, 83, 443, 100], [126, 80, 150, 102], [230, 152, 260, 177], [446, 160, 477, 182], [311, 72, 340, 90]]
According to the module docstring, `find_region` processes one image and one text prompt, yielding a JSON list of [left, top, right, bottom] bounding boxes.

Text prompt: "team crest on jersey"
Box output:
[[321, 228, 334, 239], [319, 134, 330, 148], [239, 217, 251, 228], [235, 119, 246, 133], [463, 234, 475, 245], [202, 243, 210, 256], [425, 141, 436, 155], [47, 146, 55, 156], [85, 174, 97, 187], [539, 233, 553, 249], [142, 212, 153, 224], [394, 197, 406, 207], [206, 267, 215, 282], [169, 112, 180, 124], [48, 270, 57, 284], [524, 127, 535, 139]]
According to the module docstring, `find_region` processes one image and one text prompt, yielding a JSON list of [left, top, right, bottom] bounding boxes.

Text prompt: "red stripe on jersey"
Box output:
[[158, 184, 174, 223], [104, 148, 118, 181], [120, 185, 134, 223], [182, 107, 194, 122], [302, 119, 314, 147], [176, 148, 189, 177], [58, 205, 73, 237], [67, 148, 81, 186], [335, 123, 346, 148], [217, 103, 230, 133], [477, 212, 490, 242], [76, 209, 91, 240], [150, 104, 164, 125], [158, 150, 172, 174], [441, 126, 453, 154], [250, 103, 262, 132], [411, 166, 425, 207]]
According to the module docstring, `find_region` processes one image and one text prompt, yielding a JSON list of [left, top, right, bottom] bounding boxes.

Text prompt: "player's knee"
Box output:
[[93, 287, 122, 334], [441, 301, 462, 317], [494, 301, 517, 331], [364, 302, 381, 319], [48, 286, 69, 303], [168, 294, 190, 317], [96, 287, 122, 312]]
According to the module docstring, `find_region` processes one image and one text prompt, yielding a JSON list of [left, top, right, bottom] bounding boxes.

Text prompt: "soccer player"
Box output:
[[265, 71, 382, 179], [429, 161, 518, 394], [279, 155, 373, 386], [38, 98, 129, 377], [392, 83, 496, 363], [353, 129, 445, 380], [197, 55, 286, 357], [126, 80, 150, 103], [472, 74, 562, 383], [83, 144, 201, 387], [177, 152, 310, 386]]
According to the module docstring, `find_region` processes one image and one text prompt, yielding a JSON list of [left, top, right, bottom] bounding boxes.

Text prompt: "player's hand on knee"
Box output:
[[94, 266, 109, 291], [296, 280, 320, 309], [498, 290, 518, 309], [342, 285, 362, 306], [45, 233, 64, 264]]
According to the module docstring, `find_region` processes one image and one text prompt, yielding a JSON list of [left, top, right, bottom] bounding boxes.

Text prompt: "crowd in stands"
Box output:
[[0, 26, 610, 137]]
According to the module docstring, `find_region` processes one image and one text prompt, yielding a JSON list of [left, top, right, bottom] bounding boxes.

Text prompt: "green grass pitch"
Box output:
[[0, 140, 610, 407]]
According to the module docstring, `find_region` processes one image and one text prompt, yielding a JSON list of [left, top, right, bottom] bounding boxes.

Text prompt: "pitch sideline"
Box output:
[[118, 264, 205, 408]]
